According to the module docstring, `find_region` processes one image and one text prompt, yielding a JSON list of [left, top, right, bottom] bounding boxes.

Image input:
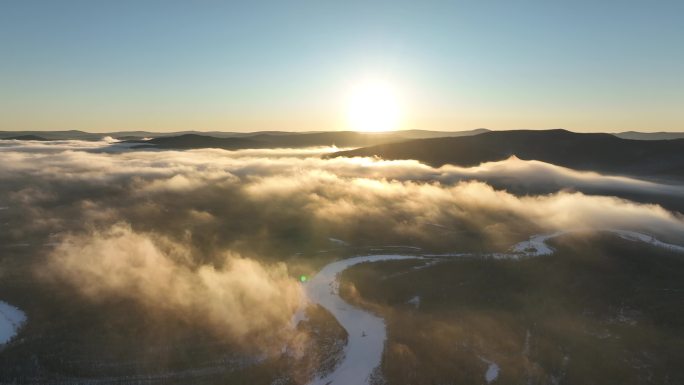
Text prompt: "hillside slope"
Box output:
[[127, 129, 488, 150], [330, 129, 684, 178]]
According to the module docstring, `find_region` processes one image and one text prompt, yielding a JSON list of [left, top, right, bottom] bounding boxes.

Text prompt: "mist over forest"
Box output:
[[2, 136, 684, 384], [3, 0, 684, 383]]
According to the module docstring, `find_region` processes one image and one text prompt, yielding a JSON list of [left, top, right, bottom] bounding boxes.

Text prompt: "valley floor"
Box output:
[[300, 229, 684, 385]]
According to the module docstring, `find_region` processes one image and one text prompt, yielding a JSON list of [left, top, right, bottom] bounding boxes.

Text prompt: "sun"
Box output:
[[346, 80, 401, 132]]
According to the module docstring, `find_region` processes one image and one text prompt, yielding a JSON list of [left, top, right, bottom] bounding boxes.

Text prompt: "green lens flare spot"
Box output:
[[300, 275, 308, 283]]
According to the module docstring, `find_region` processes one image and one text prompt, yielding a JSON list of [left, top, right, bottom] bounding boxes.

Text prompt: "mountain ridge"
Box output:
[[329, 129, 684, 179]]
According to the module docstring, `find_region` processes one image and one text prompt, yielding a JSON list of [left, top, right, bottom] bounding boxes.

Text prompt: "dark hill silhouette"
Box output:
[[615, 131, 684, 140], [0, 130, 102, 140], [330, 129, 684, 179], [0, 128, 487, 142], [4, 135, 49, 141], [5, 128, 684, 142], [132, 134, 263, 149], [134, 132, 403, 149], [248, 131, 404, 147], [129, 130, 485, 150]]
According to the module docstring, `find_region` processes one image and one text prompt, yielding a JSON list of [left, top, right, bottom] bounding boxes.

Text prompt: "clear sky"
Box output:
[[1, 0, 682, 133]]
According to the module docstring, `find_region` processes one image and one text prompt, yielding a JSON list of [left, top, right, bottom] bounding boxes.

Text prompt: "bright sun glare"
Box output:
[[346, 80, 401, 132]]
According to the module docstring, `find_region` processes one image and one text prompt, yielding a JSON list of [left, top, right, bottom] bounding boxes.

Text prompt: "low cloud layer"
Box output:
[[2, 139, 684, 344], [2, 140, 683, 248], [42, 223, 301, 346]]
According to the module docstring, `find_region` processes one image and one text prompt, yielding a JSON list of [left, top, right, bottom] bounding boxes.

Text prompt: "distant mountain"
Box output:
[[330, 129, 684, 179], [6, 128, 684, 142], [395, 128, 490, 139], [112, 128, 488, 141], [130, 132, 399, 149], [3, 135, 49, 141], [112, 131, 248, 139], [127, 129, 488, 150], [614, 131, 684, 140], [0, 130, 102, 141], [246, 132, 402, 148], [132, 134, 263, 150], [0, 129, 487, 142]]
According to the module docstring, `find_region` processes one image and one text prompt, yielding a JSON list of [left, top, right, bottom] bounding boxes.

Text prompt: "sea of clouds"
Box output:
[[2, 138, 684, 347]]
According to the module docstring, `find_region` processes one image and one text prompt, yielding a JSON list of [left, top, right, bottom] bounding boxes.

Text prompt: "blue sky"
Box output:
[[1, 0, 682, 132]]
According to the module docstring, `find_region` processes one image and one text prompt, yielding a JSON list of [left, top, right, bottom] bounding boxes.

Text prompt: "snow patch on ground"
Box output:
[[478, 356, 500, 383], [522, 329, 531, 356], [412, 259, 440, 270], [509, 229, 684, 258], [290, 296, 310, 328], [612, 230, 684, 254], [510, 231, 565, 256], [0, 301, 26, 345], [607, 306, 640, 326], [328, 237, 349, 247], [406, 296, 421, 309]]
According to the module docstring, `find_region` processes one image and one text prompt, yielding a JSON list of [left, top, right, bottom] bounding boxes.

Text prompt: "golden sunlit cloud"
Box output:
[[346, 79, 402, 132]]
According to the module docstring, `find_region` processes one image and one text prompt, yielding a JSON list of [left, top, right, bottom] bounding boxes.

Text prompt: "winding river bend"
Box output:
[[304, 255, 420, 385], [302, 229, 684, 385], [2, 230, 683, 383]]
